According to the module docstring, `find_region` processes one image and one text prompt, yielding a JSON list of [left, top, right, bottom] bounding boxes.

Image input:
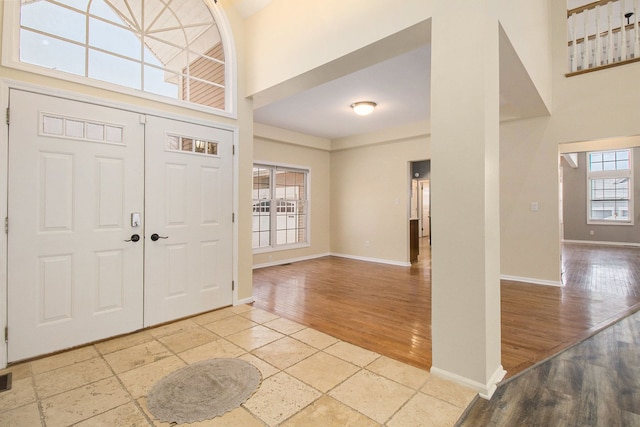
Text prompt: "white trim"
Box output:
[[251, 162, 311, 252], [2, 79, 238, 132], [253, 243, 311, 255], [500, 275, 564, 287], [204, 0, 238, 116], [331, 253, 411, 267], [231, 118, 239, 307], [562, 239, 640, 248], [235, 296, 255, 305], [0, 81, 8, 369], [430, 365, 506, 400], [587, 220, 633, 226], [253, 252, 331, 269], [586, 149, 634, 226], [1, 0, 238, 119], [253, 159, 311, 172]]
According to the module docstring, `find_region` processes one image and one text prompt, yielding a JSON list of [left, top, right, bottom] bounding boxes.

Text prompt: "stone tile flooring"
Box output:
[[0, 304, 476, 426]]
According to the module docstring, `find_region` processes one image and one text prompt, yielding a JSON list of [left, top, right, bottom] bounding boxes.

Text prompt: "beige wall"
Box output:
[[245, 0, 640, 288], [252, 125, 331, 266], [223, 4, 255, 302], [330, 127, 430, 265], [243, 0, 432, 100], [497, 0, 552, 109], [500, 116, 561, 283], [499, 1, 640, 284]]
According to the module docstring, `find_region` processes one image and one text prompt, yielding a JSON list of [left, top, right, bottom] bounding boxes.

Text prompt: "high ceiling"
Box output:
[[253, 46, 431, 140], [233, 1, 550, 141]]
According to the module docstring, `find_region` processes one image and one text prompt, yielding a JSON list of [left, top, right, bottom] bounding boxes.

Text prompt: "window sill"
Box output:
[[587, 220, 634, 226], [253, 243, 310, 254]]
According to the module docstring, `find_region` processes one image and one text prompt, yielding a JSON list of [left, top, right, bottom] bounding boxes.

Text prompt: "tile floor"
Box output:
[[0, 304, 477, 426]]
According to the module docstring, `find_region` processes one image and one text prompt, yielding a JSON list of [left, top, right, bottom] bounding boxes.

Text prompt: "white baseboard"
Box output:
[[253, 252, 331, 269], [500, 275, 563, 287], [430, 365, 506, 400], [235, 296, 255, 305], [563, 239, 640, 248], [330, 253, 411, 267]]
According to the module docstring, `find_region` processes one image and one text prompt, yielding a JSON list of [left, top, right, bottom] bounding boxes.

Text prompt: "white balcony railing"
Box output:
[[568, 0, 640, 74]]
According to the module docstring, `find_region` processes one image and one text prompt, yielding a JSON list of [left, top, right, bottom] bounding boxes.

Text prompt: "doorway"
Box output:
[[6, 90, 233, 362], [411, 160, 431, 243]]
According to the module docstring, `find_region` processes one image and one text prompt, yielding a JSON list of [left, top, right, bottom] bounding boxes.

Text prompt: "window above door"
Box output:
[[2, 0, 235, 115]]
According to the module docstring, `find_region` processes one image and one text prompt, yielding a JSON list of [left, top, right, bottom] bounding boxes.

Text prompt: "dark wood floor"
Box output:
[[457, 308, 640, 426], [252, 239, 640, 379]]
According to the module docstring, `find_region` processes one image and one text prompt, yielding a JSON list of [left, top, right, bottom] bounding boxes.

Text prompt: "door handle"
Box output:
[[124, 234, 140, 242], [150, 233, 168, 241]]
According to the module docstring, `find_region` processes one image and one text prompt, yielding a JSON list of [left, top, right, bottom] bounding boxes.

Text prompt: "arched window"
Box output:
[[4, 0, 232, 112]]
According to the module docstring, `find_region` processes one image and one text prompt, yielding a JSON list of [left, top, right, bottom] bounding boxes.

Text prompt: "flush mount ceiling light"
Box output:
[[350, 101, 377, 116]]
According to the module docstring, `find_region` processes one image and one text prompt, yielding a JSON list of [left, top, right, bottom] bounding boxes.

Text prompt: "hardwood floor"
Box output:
[[457, 308, 640, 425], [252, 240, 640, 378]]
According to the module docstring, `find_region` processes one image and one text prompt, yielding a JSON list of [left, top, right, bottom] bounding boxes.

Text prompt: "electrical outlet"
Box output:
[[365, 240, 370, 247]]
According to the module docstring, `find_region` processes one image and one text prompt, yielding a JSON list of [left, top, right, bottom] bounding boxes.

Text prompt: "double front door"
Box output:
[[7, 90, 233, 362]]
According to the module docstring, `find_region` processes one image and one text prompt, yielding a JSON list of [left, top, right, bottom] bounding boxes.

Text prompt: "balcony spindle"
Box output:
[[584, 7, 591, 69], [633, 0, 640, 58], [571, 14, 579, 71], [608, 2, 615, 63], [621, 0, 628, 60], [567, 0, 640, 75], [595, 5, 602, 65]]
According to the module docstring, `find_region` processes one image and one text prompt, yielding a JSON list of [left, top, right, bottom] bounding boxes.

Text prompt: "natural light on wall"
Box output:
[[5, 0, 227, 111]]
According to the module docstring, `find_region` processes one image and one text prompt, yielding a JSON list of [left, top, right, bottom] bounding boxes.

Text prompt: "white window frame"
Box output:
[[1, 0, 237, 118], [586, 149, 633, 225], [252, 162, 310, 253]]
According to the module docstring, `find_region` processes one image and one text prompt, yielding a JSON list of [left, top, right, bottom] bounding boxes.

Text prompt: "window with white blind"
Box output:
[[252, 164, 309, 250], [587, 149, 633, 224]]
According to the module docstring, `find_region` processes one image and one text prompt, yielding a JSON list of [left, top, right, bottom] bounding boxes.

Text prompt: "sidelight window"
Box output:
[[587, 149, 633, 224], [252, 164, 309, 251]]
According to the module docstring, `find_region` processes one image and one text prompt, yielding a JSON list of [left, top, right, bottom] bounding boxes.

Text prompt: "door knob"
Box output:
[[124, 234, 140, 242], [150, 233, 168, 241]]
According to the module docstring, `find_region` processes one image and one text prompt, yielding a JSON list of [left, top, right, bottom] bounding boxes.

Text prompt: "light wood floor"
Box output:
[[252, 240, 640, 378]]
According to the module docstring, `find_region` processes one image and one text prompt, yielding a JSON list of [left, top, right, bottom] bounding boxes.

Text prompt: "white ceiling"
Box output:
[[253, 46, 431, 140]]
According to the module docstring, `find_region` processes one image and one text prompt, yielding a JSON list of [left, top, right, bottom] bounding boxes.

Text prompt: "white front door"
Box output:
[[7, 90, 145, 361], [7, 91, 234, 362], [143, 116, 233, 326]]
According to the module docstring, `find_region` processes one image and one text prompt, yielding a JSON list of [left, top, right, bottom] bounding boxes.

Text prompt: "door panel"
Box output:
[[7, 90, 145, 362], [143, 116, 233, 326]]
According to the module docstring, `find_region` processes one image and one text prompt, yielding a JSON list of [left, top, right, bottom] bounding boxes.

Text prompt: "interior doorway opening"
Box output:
[[411, 160, 431, 244]]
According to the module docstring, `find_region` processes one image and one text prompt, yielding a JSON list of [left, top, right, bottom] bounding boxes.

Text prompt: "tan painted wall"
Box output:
[[498, 0, 552, 110], [243, 1, 640, 287], [499, 1, 640, 284], [252, 125, 331, 266], [243, 0, 432, 97], [223, 4, 255, 302], [330, 128, 430, 265]]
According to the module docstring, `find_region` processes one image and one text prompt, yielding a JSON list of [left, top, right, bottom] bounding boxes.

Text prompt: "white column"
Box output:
[[430, 0, 505, 399]]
